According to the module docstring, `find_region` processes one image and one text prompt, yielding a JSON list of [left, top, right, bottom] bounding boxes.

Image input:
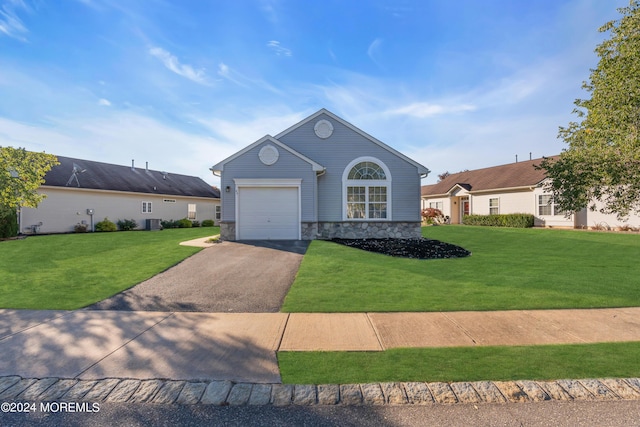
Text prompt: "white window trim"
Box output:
[[142, 201, 152, 214], [538, 194, 565, 216], [342, 156, 392, 221], [489, 197, 500, 215], [187, 203, 197, 220]]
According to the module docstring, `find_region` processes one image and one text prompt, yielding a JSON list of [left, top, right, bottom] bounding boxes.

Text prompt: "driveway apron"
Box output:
[[85, 240, 309, 313]]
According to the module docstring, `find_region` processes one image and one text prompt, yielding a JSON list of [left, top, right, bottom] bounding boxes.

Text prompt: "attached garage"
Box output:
[[235, 180, 301, 240], [211, 109, 429, 241]]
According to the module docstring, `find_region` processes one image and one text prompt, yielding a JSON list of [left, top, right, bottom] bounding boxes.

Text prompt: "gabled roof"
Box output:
[[421, 157, 556, 197], [45, 155, 220, 198], [275, 108, 431, 176], [210, 135, 325, 173]]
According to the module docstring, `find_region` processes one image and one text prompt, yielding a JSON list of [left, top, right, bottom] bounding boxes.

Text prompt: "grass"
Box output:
[[281, 226, 640, 312], [0, 227, 218, 310], [278, 342, 640, 384]]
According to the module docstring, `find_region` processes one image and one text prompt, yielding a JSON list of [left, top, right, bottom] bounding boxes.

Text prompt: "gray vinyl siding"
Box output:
[[219, 141, 317, 222], [278, 114, 422, 222]]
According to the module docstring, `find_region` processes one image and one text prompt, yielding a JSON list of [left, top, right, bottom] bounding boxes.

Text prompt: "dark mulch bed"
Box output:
[[330, 237, 471, 260]]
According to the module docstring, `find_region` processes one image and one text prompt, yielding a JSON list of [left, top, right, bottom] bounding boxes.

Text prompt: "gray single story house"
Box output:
[[210, 109, 430, 240], [21, 155, 220, 234]]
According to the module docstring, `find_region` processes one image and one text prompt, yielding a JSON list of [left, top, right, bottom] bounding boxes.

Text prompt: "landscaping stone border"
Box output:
[[1, 376, 639, 406]]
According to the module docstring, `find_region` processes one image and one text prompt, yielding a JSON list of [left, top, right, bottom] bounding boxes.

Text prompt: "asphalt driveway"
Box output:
[[86, 240, 310, 313]]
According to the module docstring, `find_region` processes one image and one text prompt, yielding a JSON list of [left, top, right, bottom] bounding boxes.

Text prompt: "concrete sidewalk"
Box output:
[[1, 307, 640, 384]]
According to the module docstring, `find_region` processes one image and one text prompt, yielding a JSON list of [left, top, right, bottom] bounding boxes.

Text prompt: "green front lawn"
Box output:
[[279, 342, 640, 384], [282, 226, 640, 312], [0, 227, 218, 310]]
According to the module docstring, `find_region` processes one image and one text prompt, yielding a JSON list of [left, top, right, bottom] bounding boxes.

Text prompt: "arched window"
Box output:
[[343, 157, 391, 220], [347, 162, 386, 180]]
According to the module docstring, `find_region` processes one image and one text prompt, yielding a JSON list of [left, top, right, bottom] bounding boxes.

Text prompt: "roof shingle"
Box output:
[[44, 156, 219, 199], [421, 157, 556, 197]]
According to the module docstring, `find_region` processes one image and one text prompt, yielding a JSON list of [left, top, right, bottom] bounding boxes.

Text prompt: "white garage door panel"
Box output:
[[238, 187, 299, 240]]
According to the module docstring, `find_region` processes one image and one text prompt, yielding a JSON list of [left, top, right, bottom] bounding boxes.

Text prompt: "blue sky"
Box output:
[[0, 0, 629, 186]]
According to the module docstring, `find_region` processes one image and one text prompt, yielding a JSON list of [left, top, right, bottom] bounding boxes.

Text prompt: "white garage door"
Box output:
[[237, 187, 299, 240]]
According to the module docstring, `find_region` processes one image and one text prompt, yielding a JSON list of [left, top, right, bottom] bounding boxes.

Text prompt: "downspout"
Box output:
[[314, 168, 326, 238]]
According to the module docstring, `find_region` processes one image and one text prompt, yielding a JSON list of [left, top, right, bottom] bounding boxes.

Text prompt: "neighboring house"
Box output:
[[421, 157, 640, 229], [21, 155, 220, 234], [211, 108, 430, 240]]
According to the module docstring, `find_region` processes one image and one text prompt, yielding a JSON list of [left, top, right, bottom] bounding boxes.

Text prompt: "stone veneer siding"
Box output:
[[317, 221, 422, 239], [220, 221, 421, 240], [219, 222, 236, 241], [301, 222, 318, 240]]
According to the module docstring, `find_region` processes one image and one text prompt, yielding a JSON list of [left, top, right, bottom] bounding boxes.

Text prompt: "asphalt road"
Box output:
[[86, 240, 309, 312], [3, 401, 639, 427]]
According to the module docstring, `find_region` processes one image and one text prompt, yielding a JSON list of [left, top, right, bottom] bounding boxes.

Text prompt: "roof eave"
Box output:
[[468, 183, 544, 194], [210, 135, 325, 174], [421, 192, 450, 198]]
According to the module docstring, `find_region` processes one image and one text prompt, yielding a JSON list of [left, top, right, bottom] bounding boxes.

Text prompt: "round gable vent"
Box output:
[[259, 144, 279, 165], [314, 119, 334, 139]]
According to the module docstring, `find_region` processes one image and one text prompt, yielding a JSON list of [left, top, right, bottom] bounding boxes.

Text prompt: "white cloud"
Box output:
[[149, 46, 209, 85], [217, 62, 248, 88], [0, 0, 30, 41], [98, 98, 111, 106], [217, 62, 283, 94], [267, 40, 292, 57], [0, 112, 227, 186], [367, 38, 383, 67], [193, 108, 306, 146], [387, 102, 476, 118], [259, 0, 280, 25]]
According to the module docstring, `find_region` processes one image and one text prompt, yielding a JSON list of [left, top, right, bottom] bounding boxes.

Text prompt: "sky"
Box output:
[[0, 0, 630, 187]]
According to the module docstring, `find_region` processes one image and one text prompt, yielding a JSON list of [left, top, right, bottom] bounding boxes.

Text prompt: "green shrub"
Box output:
[[176, 218, 193, 228], [0, 208, 18, 238], [191, 220, 200, 227], [95, 217, 117, 232], [161, 219, 178, 229], [201, 219, 215, 227], [116, 219, 138, 231], [463, 213, 534, 228], [74, 223, 88, 233]]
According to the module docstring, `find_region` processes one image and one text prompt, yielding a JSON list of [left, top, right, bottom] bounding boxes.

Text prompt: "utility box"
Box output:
[[146, 219, 162, 231]]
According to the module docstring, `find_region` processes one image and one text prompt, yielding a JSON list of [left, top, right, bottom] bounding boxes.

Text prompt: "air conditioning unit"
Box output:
[[146, 219, 162, 231]]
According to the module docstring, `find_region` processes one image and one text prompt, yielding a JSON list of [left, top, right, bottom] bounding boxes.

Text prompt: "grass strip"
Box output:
[[282, 226, 640, 312], [0, 227, 218, 310], [278, 342, 640, 384]]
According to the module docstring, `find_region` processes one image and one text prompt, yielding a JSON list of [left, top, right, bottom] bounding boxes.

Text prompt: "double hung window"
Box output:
[[344, 159, 390, 220], [489, 198, 499, 215], [538, 195, 565, 216]]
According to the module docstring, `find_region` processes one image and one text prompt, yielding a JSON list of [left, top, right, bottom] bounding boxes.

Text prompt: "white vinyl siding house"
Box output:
[[489, 198, 499, 215], [20, 156, 220, 234], [421, 158, 640, 229], [211, 109, 430, 240]]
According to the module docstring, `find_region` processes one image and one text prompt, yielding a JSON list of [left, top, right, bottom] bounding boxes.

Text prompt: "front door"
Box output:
[[461, 197, 470, 222]]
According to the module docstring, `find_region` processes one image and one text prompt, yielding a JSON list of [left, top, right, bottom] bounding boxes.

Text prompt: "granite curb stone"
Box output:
[[1, 376, 639, 406], [37, 378, 78, 401]]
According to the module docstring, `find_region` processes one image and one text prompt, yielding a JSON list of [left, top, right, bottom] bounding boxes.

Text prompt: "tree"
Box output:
[[0, 147, 59, 236], [437, 171, 451, 182], [540, 1, 640, 219]]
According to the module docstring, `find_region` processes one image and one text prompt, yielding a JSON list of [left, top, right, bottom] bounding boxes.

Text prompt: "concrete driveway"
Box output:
[[86, 240, 310, 313]]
